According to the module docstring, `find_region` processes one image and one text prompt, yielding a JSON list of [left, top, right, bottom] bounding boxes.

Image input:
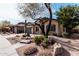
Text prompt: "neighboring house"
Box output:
[[11, 22, 34, 34], [10, 17, 63, 35]]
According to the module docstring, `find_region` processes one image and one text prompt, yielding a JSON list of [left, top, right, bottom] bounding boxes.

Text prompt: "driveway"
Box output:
[[0, 35, 18, 56]]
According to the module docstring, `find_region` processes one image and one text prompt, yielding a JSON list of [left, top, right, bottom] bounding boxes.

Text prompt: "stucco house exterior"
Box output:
[[11, 22, 34, 34], [34, 18, 63, 35], [11, 18, 63, 35]]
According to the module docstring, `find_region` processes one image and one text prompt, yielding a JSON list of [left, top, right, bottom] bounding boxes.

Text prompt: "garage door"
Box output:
[[26, 28, 32, 34]]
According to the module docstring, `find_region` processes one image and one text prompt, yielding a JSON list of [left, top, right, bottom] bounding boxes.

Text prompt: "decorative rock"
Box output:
[[24, 46, 38, 56], [20, 40, 32, 44], [53, 43, 70, 56]]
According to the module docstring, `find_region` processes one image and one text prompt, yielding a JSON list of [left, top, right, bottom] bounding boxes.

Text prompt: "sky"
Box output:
[[0, 3, 78, 24], [0, 3, 33, 25], [0, 3, 22, 24]]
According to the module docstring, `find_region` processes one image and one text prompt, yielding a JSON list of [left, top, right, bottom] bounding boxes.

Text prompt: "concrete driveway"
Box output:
[[0, 35, 18, 56]]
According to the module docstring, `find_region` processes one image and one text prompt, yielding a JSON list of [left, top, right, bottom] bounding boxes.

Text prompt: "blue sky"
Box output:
[[0, 3, 78, 24], [51, 3, 79, 18]]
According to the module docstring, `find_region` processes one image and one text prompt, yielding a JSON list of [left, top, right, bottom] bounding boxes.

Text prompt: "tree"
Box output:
[[24, 20, 27, 35], [0, 20, 11, 32], [44, 3, 52, 37], [56, 5, 79, 35], [17, 3, 52, 37]]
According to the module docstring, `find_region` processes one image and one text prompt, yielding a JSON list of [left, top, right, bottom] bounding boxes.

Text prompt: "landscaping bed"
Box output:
[[6, 34, 72, 56], [16, 43, 54, 56]]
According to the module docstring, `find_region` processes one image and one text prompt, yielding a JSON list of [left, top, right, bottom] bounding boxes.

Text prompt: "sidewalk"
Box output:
[[0, 35, 18, 56]]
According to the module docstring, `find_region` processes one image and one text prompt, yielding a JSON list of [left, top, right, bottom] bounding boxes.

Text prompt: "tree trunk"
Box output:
[[41, 24, 46, 35], [24, 20, 27, 35], [45, 3, 52, 37]]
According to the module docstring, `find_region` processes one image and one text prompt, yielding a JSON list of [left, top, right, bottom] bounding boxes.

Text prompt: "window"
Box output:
[[46, 24, 56, 31], [50, 25, 56, 31], [36, 27, 39, 32]]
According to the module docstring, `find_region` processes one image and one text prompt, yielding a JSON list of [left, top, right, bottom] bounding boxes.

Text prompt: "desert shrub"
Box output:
[[24, 45, 38, 56], [40, 37, 56, 48], [34, 36, 40, 44], [34, 36, 44, 45], [44, 37, 48, 43], [34, 37, 39, 44], [37, 50, 52, 56], [39, 36, 44, 41], [34, 36, 56, 48]]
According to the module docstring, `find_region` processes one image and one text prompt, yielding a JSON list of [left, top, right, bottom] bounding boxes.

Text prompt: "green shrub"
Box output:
[[34, 36, 44, 45], [39, 36, 44, 41], [34, 36, 41, 45], [44, 37, 48, 44]]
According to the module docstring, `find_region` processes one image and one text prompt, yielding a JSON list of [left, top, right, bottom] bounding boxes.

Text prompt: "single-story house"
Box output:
[[11, 18, 63, 35], [11, 22, 34, 34], [33, 18, 63, 35]]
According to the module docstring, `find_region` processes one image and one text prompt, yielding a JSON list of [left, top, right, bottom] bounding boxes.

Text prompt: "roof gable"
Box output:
[[35, 17, 58, 24]]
